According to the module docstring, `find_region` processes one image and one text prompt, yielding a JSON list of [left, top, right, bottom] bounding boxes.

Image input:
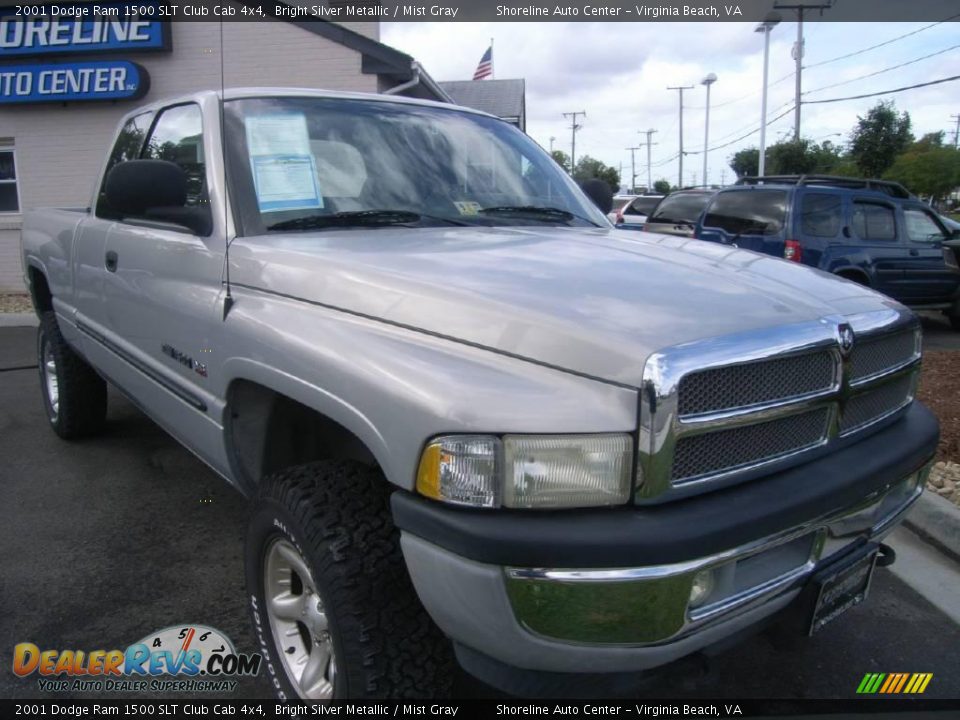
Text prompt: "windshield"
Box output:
[[224, 96, 607, 235], [649, 193, 713, 225]]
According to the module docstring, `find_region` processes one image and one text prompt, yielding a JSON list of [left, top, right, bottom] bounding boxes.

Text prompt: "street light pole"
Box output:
[[549, 136, 556, 153], [755, 12, 781, 177], [701, 73, 717, 187]]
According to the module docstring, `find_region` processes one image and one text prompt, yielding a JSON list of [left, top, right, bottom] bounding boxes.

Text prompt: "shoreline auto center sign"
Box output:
[[0, 7, 169, 104]]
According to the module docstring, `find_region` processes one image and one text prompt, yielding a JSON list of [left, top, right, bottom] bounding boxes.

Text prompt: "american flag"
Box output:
[[473, 46, 493, 80]]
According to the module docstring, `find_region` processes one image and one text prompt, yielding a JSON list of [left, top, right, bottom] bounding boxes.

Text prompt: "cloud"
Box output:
[[383, 21, 960, 187]]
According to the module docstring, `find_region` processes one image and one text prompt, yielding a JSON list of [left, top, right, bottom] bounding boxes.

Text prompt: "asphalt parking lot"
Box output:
[[1, 324, 959, 701]]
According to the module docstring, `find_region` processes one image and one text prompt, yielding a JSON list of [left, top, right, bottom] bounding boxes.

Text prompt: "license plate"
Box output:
[[808, 548, 878, 635]]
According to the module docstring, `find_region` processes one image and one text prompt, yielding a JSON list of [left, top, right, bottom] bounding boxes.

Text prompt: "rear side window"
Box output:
[[649, 193, 712, 224], [702, 190, 786, 235], [852, 202, 896, 241], [96, 112, 152, 219], [800, 193, 842, 238], [141, 104, 207, 207], [903, 208, 947, 243], [626, 196, 661, 215]]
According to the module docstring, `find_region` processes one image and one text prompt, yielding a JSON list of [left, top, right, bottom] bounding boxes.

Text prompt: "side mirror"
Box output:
[[105, 160, 212, 236], [579, 178, 614, 215]]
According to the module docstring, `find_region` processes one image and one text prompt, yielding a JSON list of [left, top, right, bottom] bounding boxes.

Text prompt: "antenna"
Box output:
[[220, 20, 234, 320]]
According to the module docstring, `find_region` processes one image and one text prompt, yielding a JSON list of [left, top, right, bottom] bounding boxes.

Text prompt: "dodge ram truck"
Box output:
[[22, 88, 939, 699]]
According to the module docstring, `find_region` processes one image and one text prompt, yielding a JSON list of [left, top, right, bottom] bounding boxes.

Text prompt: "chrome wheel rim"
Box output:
[[41, 340, 59, 419], [264, 538, 336, 699]]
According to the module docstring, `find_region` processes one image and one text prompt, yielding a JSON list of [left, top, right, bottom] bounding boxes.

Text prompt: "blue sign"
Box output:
[[0, 60, 149, 104], [0, 12, 169, 58]]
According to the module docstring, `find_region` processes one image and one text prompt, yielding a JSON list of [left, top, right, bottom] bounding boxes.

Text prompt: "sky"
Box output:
[[382, 20, 959, 189]]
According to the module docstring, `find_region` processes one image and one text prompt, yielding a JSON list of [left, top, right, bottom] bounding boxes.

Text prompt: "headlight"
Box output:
[[416, 433, 633, 509]]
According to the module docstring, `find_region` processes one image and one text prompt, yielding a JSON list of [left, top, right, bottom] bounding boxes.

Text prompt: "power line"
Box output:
[[686, 71, 794, 110], [802, 74, 960, 105], [804, 14, 960, 69], [684, 106, 796, 155], [802, 43, 960, 96]]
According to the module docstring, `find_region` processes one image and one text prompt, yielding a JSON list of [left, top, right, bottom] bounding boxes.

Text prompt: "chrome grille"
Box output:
[[841, 375, 915, 435], [849, 330, 917, 383], [639, 310, 922, 502], [671, 408, 831, 484], [678, 351, 836, 417]]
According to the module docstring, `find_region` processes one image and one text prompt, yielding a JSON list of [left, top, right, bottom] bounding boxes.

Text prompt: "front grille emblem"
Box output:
[[838, 323, 855, 357]]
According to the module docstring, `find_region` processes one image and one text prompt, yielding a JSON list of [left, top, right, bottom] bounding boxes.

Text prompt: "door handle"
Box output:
[[909, 249, 919, 257], [105, 251, 118, 272]]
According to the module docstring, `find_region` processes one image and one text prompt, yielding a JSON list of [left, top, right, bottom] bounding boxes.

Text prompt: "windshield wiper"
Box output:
[[478, 205, 597, 226], [267, 209, 469, 231]]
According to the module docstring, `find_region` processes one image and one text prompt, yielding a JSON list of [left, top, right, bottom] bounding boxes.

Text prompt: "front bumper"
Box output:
[[392, 402, 938, 678]]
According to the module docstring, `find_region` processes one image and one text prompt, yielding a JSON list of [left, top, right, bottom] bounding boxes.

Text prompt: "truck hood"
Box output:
[[230, 227, 898, 386]]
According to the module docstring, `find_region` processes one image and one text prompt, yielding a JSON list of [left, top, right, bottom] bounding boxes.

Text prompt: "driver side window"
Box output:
[[903, 208, 947, 243]]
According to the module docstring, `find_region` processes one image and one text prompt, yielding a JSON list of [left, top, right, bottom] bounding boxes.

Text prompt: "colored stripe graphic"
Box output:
[[857, 672, 932, 694]]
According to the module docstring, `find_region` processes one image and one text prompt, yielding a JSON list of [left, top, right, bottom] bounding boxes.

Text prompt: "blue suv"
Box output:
[[695, 175, 960, 329]]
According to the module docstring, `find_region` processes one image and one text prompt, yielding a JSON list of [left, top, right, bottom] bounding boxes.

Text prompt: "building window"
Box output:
[[0, 147, 19, 214]]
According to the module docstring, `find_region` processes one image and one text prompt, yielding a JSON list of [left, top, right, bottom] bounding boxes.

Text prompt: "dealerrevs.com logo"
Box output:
[[13, 624, 262, 693]]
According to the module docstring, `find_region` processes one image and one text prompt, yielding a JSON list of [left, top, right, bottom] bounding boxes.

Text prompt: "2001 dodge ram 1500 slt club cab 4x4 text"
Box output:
[[22, 88, 939, 699]]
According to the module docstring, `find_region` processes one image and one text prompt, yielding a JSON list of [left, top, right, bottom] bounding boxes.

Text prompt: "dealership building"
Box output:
[[0, 13, 457, 291]]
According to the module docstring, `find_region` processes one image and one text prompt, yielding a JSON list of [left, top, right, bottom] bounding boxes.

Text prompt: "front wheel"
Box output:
[[245, 460, 453, 700], [37, 311, 107, 439]]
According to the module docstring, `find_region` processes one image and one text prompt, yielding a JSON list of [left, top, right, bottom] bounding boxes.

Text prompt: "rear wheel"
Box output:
[[37, 311, 107, 439], [245, 460, 453, 700]]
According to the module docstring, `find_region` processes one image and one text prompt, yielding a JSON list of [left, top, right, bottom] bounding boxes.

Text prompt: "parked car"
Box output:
[[696, 175, 960, 330], [608, 194, 637, 223], [22, 92, 938, 699], [615, 193, 664, 229], [642, 189, 717, 237]]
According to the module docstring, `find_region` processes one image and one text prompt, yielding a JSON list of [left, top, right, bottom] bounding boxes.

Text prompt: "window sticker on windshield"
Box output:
[[453, 201, 481, 216], [245, 114, 323, 213]]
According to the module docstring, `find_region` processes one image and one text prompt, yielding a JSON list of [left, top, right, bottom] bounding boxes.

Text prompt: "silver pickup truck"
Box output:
[[22, 88, 939, 700]]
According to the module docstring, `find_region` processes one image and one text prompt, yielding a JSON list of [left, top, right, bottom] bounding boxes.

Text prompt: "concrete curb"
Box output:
[[0, 313, 38, 328], [904, 490, 960, 564]]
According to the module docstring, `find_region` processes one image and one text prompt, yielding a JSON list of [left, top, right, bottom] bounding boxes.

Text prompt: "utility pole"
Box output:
[[562, 111, 586, 173], [720, 169, 726, 186], [549, 136, 556, 153], [642, 128, 657, 191], [952, 115, 960, 148], [626, 146, 641, 192], [667, 86, 693, 188], [775, 1, 833, 140]]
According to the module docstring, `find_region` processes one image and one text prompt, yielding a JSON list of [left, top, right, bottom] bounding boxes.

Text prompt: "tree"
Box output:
[[653, 179, 672, 194], [848, 101, 913, 178], [550, 149, 571, 173], [766, 139, 844, 175], [729, 147, 759, 178], [572, 155, 620, 192], [885, 144, 960, 203]]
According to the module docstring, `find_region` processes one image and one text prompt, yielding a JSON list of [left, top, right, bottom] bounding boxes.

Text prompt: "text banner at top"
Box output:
[[0, 0, 958, 23]]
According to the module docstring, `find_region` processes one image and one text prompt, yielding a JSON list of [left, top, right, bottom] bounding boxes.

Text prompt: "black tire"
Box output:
[[947, 313, 960, 332], [245, 460, 453, 700], [37, 311, 107, 439]]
